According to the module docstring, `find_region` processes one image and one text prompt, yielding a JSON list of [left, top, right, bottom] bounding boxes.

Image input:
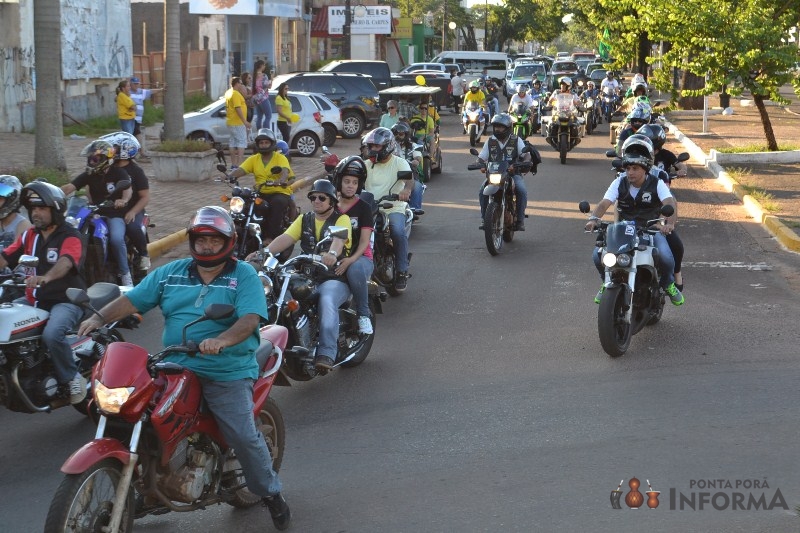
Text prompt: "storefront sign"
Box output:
[[328, 5, 392, 35], [392, 17, 412, 39]]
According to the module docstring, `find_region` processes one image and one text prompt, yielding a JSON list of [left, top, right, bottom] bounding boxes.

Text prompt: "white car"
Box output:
[[305, 92, 343, 147], [178, 91, 325, 156], [396, 62, 451, 74]]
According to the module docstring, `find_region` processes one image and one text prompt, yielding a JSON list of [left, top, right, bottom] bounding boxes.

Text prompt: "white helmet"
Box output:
[[621, 134, 654, 169]]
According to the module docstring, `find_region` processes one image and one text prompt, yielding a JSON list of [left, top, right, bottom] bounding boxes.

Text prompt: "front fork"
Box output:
[[603, 267, 637, 324]]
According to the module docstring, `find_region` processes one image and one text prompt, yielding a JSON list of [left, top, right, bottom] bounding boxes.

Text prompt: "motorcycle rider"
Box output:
[[581, 80, 600, 100], [229, 128, 295, 245], [548, 77, 586, 144], [529, 79, 546, 98], [101, 132, 151, 272], [410, 101, 436, 145], [363, 127, 414, 291], [615, 101, 652, 155], [332, 156, 375, 335], [600, 70, 621, 97], [462, 80, 487, 134], [391, 122, 426, 213], [77, 206, 291, 530], [265, 180, 352, 370], [477, 113, 534, 231], [0, 182, 88, 404], [62, 140, 135, 286], [484, 78, 501, 119], [508, 84, 535, 134], [0, 176, 31, 267], [584, 135, 684, 306]]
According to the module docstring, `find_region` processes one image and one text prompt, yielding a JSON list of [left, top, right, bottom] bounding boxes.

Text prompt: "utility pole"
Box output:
[[442, 0, 447, 52], [484, 0, 488, 51], [344, 0, 352, 59]]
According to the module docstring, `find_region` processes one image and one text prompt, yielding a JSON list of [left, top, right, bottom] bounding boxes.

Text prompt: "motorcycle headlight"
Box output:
[[488, 173, 503, 185], [94, 381, 134, 414], [229, 196, 245, 214], [602, 252, 617, 268], [65, 216, 81, 228], [259, 271, 273, 295], [616, 253, 632, 267]]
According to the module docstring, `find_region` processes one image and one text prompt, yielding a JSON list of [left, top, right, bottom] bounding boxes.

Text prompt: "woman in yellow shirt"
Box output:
[[274, 82, 293, 145], [116, 80, 136, 134]]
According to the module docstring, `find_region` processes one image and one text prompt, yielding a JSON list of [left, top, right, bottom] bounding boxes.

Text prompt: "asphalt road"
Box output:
[[2, 116, 800, 532]]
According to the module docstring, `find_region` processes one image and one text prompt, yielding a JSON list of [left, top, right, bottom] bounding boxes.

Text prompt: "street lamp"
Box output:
[[449, 21, 457, 51], [344, 0, 352, 59], [442, 0, 447, 52]]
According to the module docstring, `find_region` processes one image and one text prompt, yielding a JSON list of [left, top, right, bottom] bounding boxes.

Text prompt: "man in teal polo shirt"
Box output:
[[78, 206, 291, 531]]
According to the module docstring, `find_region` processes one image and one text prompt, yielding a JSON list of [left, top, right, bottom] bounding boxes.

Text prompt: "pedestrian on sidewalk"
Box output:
[[225, 76, 251, 169], [116, 80, 136, 135], [252, 60, 273, 131], [129, 77, 164, 160]]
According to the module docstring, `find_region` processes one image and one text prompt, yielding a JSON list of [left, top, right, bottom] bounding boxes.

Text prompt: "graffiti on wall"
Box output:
[[61, 0, 133, 80]]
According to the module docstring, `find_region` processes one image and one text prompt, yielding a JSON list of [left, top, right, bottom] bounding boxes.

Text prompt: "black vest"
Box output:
[[300, 209, 343, 255], [616, 174, 662, 227], [487, 135, 519, 163]]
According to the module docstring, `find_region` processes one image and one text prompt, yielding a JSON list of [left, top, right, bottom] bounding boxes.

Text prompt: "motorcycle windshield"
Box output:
[[555, 93, 574, 116], [66, 196, 89, 217], [605, 221, 637, 254], [514, 104, 528, 115], [465, 102, 481, 113]]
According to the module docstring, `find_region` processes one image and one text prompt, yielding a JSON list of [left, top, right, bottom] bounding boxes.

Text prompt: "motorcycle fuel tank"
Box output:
[[0, 303, 49, 343]]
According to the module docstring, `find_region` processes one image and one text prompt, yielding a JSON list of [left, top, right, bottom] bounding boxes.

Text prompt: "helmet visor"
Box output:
[[87, 154, 106, 168], [0, 183, 15, 197]]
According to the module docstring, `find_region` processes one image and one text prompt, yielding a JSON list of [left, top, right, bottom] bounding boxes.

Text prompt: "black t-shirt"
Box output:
[[70, 166, 131, 218], [339, 198, 374, 256], [118, 161, 149, 208], [654, 149, 678, 173]]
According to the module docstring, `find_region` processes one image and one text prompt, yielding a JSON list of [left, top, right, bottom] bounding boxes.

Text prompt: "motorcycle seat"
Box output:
[[86, 282, 121, 313], [256, 340, 275, 371]]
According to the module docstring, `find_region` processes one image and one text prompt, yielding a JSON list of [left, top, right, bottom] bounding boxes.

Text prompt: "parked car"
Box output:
[[271, 72, 381, 138], [571, 52, 598, 62], [505, 62, 550, 99], [549, 60, 580, 90], [396, 62, 450, 74], [584, 62, 606, 77], [318, 59, 392, 91], [305, 92, 343, 147], [177, 91, 324, 156]]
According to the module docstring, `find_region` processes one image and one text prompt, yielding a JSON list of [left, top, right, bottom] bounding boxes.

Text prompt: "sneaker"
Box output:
[[68, 373, 87, 405], [314, 355, 334, 372], [120, 273, 133, 287], [263, 493, 291, 531], [479, 220, 485, 230], [395, 271, 409, 292], [514, 220, 525, 231], [358, 316, 374, 335], [594, 285, 605, 304], [665, 282, 684, 306], [137, 256, 151, 270]]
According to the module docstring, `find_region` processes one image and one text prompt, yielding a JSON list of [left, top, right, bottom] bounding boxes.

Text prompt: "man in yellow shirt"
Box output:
[[225, 76, 251, 169], [463, 80, 486, 108], [229, 129, 294, 244]]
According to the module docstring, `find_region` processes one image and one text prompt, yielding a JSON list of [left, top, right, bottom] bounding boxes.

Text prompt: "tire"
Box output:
[[502, 196, 516, 242], [339, 306, 376, 368], [341, 111, 365, 139], [469, 127, 478, 147], [84, 242, 105, 287], [559, 134, 568, 165], [188, 131, 214, 144], [292, 131, 319, 157], [226, 397, 286, 508], [322, 124, 338, 147], [597, 285, 632, 358], [421, 157, 431, 183], [646, 289, 665, 326], [484, 201, 503, 256], [431, 149, 443, 174], [44, 459, 134, 533]]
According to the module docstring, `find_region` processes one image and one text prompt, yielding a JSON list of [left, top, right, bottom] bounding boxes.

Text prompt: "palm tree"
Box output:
[[33, 0, 66, 171], [163, 0, 185, 140]]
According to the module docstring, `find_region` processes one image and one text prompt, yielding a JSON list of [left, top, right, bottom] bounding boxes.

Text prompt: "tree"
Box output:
[[33, 0, 66, 171], [162, 0, 185, 141]]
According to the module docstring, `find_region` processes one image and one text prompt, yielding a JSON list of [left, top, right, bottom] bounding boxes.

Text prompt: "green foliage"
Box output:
[[717, 143, 800, 153], [183, 92, 213, 113], [63, 115, 121, 137], [150, 139, 213, 153], [0, 166, 71, 187]]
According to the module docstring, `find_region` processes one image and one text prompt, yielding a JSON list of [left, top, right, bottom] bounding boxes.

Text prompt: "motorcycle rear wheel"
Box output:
[[44, 459, 134, 533], [339, 305, 376, 368], [226, 397, 286, 508], [484, 201, 504, 256], [597, 285, 632, 357]]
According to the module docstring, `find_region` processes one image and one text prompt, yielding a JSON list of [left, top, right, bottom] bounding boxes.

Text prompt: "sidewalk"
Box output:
[[0, 125, 328, 259]]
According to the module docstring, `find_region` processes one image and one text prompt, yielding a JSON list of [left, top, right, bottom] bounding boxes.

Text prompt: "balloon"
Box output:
[[290, 113, 300, 123], [415, 75, 426, 86]]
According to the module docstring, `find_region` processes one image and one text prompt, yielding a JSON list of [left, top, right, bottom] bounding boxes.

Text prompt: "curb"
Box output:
[[666, 119, 800, 254]]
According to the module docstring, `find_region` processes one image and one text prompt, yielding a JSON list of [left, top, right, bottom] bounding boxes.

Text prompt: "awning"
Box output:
[[311, 8, 330, 38]]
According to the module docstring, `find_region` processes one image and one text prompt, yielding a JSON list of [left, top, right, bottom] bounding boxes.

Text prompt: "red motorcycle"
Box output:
[[44, 302, 287, 533]]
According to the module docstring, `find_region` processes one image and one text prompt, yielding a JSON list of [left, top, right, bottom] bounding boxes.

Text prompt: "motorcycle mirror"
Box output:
[[271, 166, 283, 174], [322, 145, 329, 153], [217, 163, 228, 173], [660, 205, 675, 218], [611, 159, 623, 170], [204, 303, 235, 320], [18, 254, 39, 268], [66, 288, 91, 307], [397, 170, 413, 181], [469, 148, 479, 156], [327, 225, 349, 241], [677, 152, 690, 163], [605, 149, 618, 158], [578, 201, 591, 214]]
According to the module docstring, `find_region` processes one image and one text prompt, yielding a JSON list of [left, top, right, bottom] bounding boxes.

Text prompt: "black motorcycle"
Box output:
[[544, 93, 584, 165], [253, 227, 384, 381], [468, 147, 534, 256]]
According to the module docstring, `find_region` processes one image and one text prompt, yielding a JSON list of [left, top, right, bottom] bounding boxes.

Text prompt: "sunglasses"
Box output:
[[308, 194, 329, 202], [388, 106, 396, 109], [195, 284, 210, 308]]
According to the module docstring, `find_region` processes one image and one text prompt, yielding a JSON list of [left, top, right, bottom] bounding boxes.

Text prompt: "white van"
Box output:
[[431, 51, 511, 83]]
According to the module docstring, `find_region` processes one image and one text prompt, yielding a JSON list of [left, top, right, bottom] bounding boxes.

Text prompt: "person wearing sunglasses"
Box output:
[[265, 179, 352, 372], [614, 101, 652, 156], [380, 100, 399, 129]]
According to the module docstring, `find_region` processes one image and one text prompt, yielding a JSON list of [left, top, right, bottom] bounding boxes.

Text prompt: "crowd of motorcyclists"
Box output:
[[0, 60, 696, 531]]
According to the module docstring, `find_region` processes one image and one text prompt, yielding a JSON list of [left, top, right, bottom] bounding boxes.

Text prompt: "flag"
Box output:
[[599, 28, 611, 61]]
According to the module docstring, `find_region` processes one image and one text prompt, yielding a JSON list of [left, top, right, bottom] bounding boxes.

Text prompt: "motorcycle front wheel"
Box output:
[[597, 285, 632, 358], [44, 459, 134, 533], [469, 127, 478, 147], [484, 201, 504, 256], [559, 134, 568, 165], [226, 397, 286, 508]]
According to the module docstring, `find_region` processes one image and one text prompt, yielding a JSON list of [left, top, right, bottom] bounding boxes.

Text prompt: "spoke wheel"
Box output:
[[484, 201, 503, 256]]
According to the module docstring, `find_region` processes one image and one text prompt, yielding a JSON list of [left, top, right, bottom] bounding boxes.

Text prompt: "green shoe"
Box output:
[[665, 282, 684, 306], [594, 285, 605, 304]]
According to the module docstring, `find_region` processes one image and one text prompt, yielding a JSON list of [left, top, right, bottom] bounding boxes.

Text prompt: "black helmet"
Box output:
[[308, 179, 338, 205], [390, 122, 411, 144], [490, 113, 513, 142], [187, 206, 237, 267], [80, 140, 115, 175], [621, 134, 654, 170], [363, 127, 395, 162], [636, 124, 666, 151], [20, 181, 67, 226], [254, 128, 277, 155], [332, 155, 368, 195], [0, 175, 23, 219]]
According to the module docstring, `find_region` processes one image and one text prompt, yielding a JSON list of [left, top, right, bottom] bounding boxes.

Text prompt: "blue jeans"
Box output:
[[199, 378, 282, 497], [255, 98, 272, 131], [107, 217, 130, 275], [345, 256, 374, 317], [16, 300, 83, 383], [317, 279, 351, 359], [409, 180, 425, 211], [478, 174, 527, 220], [388, 211, 410, 272], [125, 211, 148, 257], [592, 232, 676, 288], [119, 119, 135, 134]]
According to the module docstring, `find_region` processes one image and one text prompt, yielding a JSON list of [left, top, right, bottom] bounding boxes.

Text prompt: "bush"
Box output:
[[0, 166, 71, 187], [150, 139, 213, 153]]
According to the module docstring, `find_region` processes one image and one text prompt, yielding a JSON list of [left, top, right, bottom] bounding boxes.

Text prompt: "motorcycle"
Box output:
[[408, 119, 442, 183], [65, 180, 151, 286], [44, 302, 287, 532], [530, 92, 548, 134], [468, 147, 534, 256], [582, 93, 599, 135], [509, 102, 531, 139], [601, 86, 620, 124], [579, 201, 675, 357], [543, 93, 585, 165], [253, 225, 383, 381], [462, 101, 488, 148], [0, 255, 140, 415]]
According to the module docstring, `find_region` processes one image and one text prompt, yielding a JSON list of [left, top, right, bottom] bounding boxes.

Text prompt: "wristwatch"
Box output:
[[328, 250, 338, 256]]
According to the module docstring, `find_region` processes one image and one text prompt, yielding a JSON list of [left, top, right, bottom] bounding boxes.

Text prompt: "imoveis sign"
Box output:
[[328, 5, 392, 35]]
